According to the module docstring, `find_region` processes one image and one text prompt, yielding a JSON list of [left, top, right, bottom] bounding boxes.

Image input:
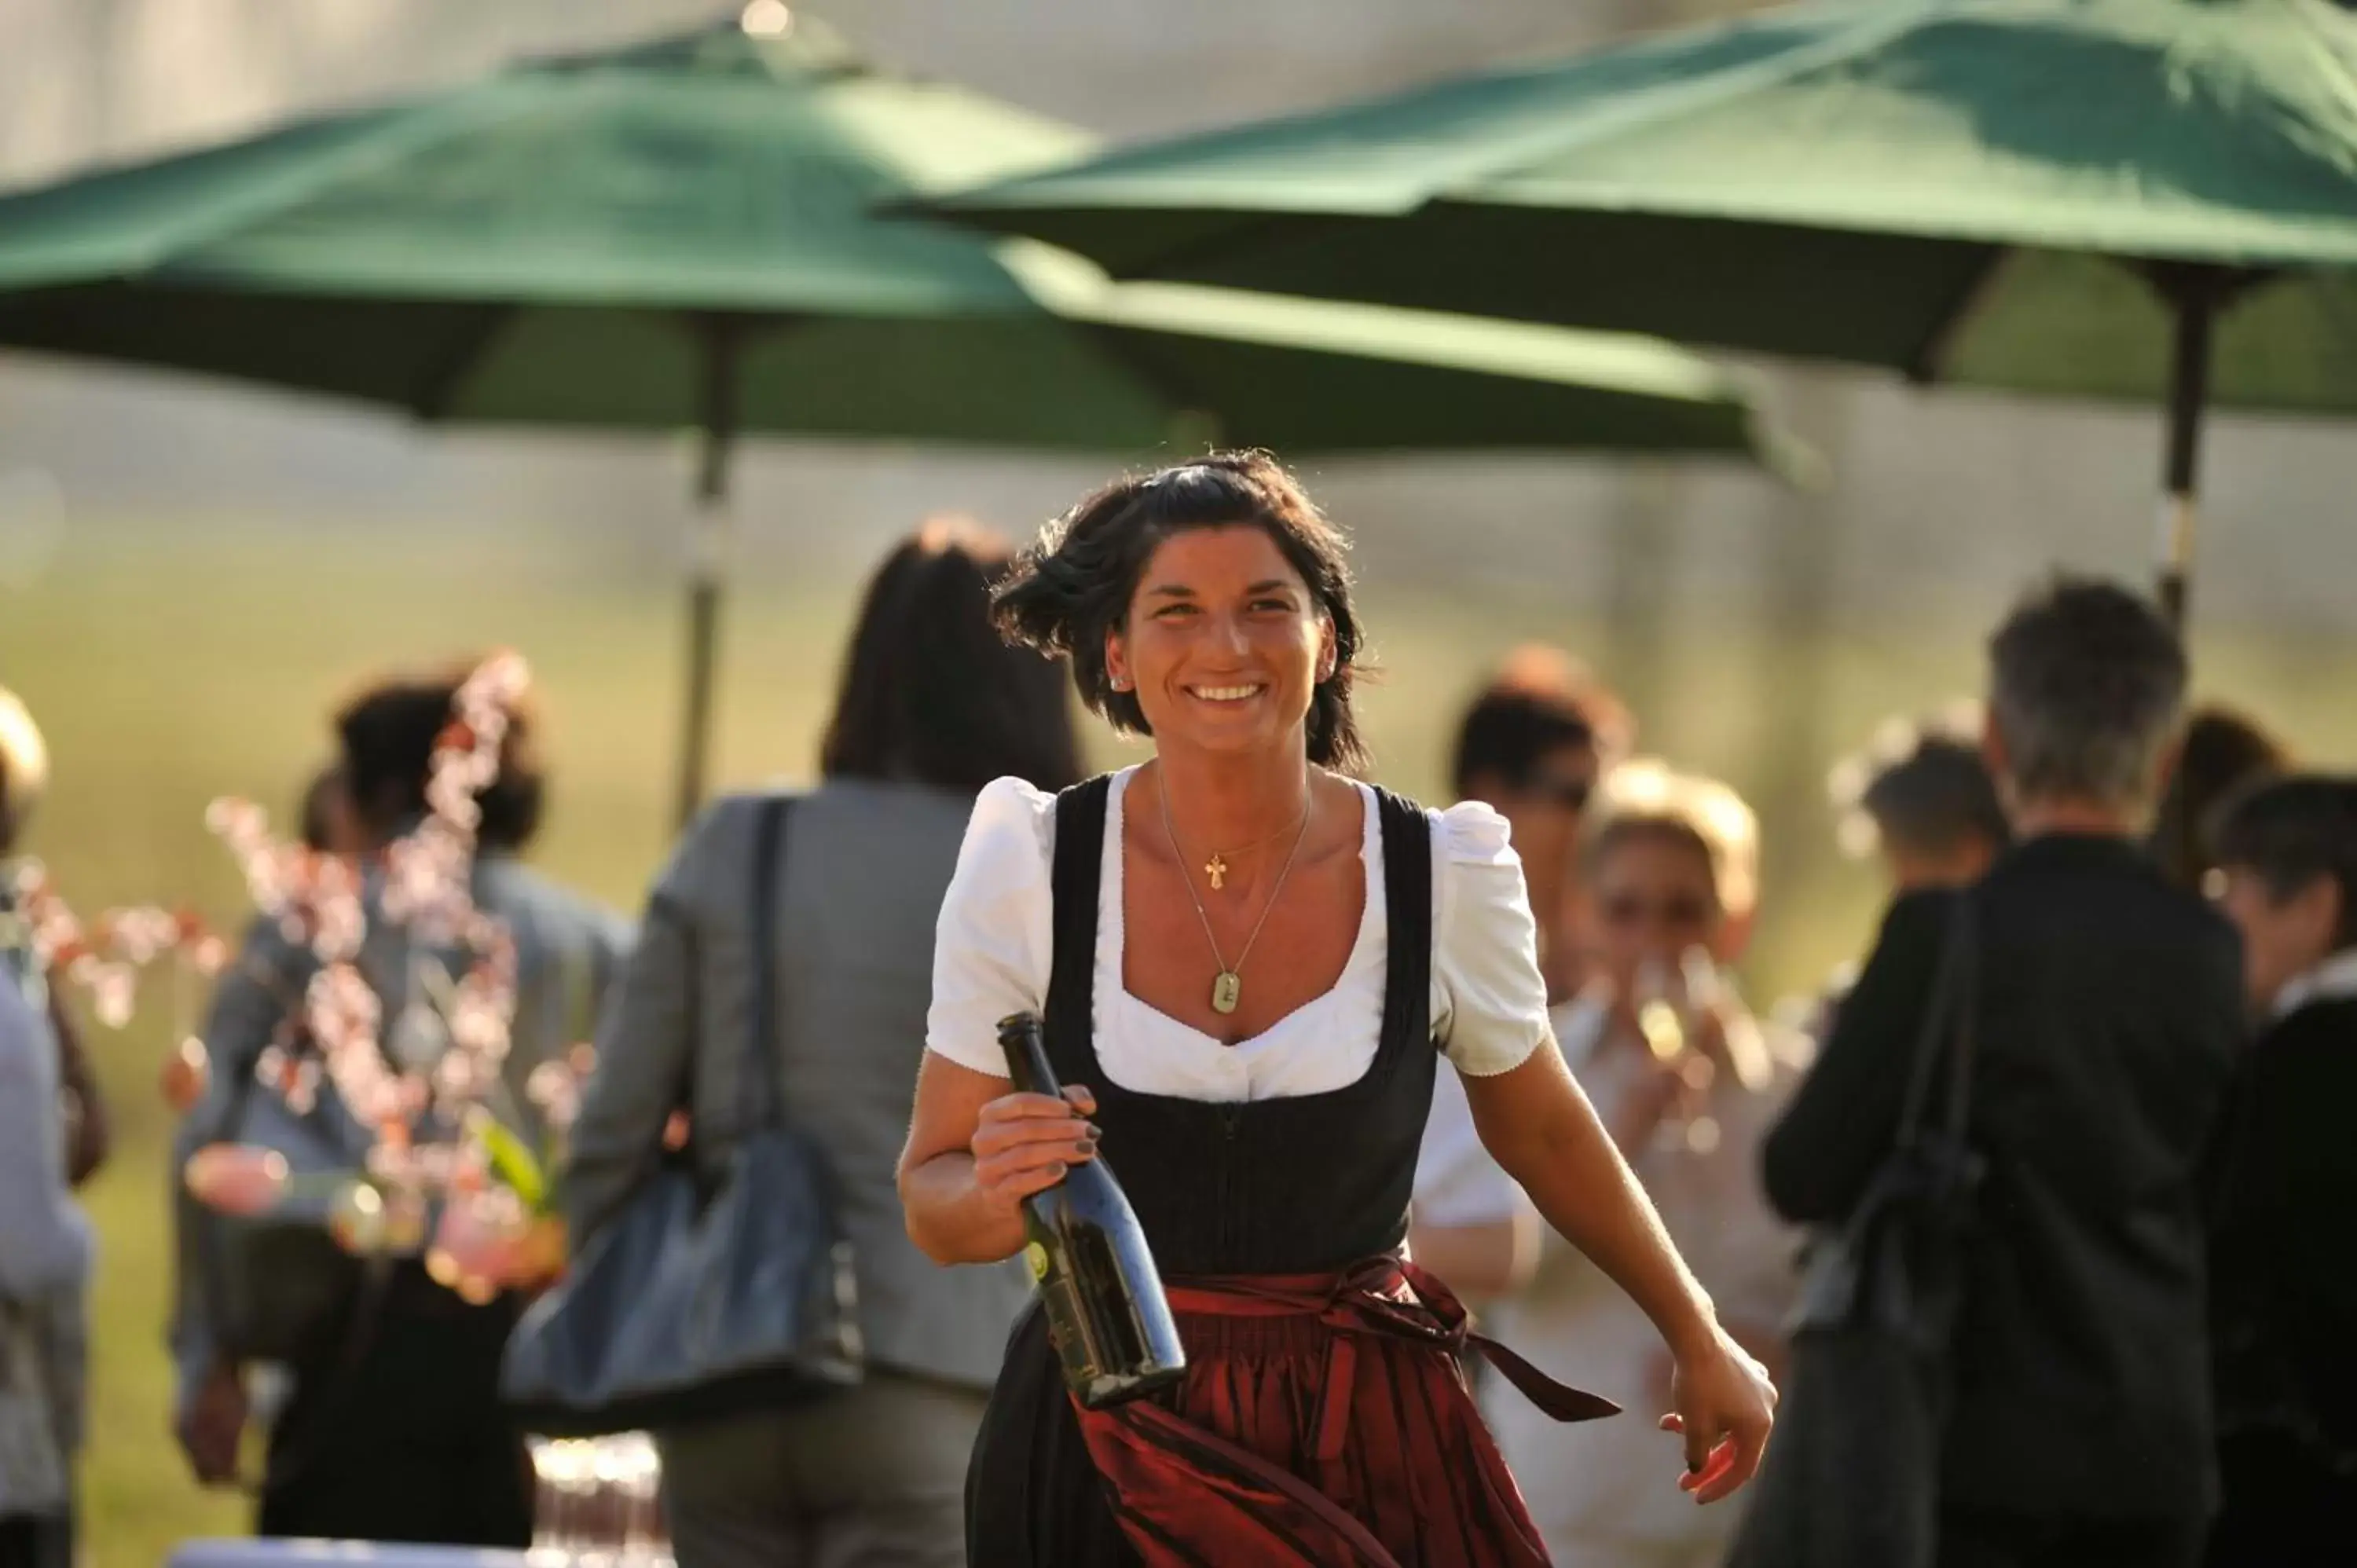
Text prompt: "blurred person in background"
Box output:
[[1765, 578, 2240, 1568], [2201, 775, 2357, 1563], [1405, 655, 1631, 1301], [0, 690, 93, 1568], [1449, 646, 1633, 1006], [172, 662, 628, 1547], [296, 762, 368, 861], [1806, 724, 2011, 1042], [1413, 760, 1806, 1567], [2149, 705, 2288, 895], [1415, 657, 1625, 1300], [565, 518, 1083, 1568]]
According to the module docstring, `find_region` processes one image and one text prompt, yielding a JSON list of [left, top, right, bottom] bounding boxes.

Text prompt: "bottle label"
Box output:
[[1025, 1241, 1050, 1283]]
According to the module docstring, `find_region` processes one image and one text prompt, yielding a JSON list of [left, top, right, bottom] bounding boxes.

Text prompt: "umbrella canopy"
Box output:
[[0, 17, 1787, 821], [929, 0, 2357, 621]]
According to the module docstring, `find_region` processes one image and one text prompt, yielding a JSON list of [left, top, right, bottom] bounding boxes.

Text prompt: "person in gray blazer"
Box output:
[[566, 518, 1083, 1568], [171, 668, 629, 1545]]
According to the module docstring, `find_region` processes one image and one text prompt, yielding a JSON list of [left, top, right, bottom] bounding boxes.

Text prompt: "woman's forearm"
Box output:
[[1468, 1050, 1718, 1356], [900, 1150, 1029, 1266]]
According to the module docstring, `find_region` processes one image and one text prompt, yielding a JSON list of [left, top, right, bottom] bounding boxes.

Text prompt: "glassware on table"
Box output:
[[529, 1433, 670, 1567], [1629, 947, 1724, 1156]]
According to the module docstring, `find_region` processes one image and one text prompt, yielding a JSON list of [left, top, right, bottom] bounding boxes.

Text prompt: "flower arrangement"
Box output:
[[173, 651, 584, 1302]]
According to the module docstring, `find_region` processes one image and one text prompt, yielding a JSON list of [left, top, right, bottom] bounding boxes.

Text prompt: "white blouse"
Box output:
[[925, 768, 1552, 1101]]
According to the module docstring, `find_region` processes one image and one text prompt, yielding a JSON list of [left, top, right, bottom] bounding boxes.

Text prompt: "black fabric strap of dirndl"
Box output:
[[1046, 775, 1113, 1066], [1370, 788, 1434, 1050]]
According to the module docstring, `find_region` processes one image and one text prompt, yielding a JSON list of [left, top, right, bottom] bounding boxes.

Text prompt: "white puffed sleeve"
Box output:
[[924, 776, 1057, 1078], [1428, 800, 1552, 1077]]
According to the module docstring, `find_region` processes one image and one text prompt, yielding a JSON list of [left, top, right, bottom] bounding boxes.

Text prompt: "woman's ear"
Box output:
[[1317, 617, 1339, 683], [1105, 626, 1132, 693]]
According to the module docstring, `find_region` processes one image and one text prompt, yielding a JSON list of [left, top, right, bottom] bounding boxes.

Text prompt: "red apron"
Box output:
[[1070, 1256, 1618, 1567]]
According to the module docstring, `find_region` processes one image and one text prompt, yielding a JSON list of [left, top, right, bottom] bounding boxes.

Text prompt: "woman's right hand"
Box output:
[[969, 1084, 1098, 1215]]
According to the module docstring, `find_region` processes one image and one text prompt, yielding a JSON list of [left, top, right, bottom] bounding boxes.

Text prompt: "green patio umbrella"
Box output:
[[0, 16, 1786, 827], [929, 0, 2357, 625]]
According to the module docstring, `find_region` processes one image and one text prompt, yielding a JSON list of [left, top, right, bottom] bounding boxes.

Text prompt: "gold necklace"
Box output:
[[1157, 770, 1316, 1017], [1189, 808, 1309, 890]]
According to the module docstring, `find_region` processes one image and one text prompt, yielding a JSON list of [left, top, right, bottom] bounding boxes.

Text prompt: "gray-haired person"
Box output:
[[1764, 578, 2243, 1568], [565, 519, 1083, 1568]]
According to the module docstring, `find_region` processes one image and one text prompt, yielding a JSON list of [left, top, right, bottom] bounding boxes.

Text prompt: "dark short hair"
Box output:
[[820, 518, 1083, 796], [1988, 577, 2187, 809], [335, 660, 544, 852], [2210, 774, 2357, 950], [1861, 735, 2010, 861], [2149, 704, 2289, 891], [298, 764, 347, 855], [992, 450, 1369, 774], [1450, 682, 1596, 800]]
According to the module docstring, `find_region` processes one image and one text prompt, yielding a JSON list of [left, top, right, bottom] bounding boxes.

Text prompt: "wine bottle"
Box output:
[[997, 1012, 1187, 1409]]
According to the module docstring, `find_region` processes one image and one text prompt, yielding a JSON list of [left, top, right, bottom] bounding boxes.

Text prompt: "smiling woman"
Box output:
[[895, 452, 1776, 1568]]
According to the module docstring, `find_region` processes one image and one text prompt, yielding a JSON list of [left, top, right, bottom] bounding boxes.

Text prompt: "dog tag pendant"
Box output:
[[1211, 972, 1242, 1015]]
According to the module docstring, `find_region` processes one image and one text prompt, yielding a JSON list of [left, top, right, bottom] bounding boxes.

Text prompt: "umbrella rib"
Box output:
[[1901, 243, 2012, 386], [1093, 207, 1320, 286], [408, 302, 518, 421]]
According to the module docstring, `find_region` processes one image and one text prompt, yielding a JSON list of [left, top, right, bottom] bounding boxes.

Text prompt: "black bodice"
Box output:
[[1041, 775, 1438, 1278]]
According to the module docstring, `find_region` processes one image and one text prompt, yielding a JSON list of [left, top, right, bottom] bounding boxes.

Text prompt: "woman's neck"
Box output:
[[1152, 742, 1315, 853]]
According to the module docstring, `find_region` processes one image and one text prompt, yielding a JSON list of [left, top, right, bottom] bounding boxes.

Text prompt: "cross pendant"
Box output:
[[1205, 854, 1227, 891]]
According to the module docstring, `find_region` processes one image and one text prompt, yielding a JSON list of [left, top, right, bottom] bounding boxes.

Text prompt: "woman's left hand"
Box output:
[[1655, 1324, 1776, 1504]]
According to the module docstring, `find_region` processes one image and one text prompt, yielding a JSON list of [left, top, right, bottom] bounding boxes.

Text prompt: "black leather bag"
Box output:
[[501, 797, 863, 1435], [1728, 893, 1983, 1568]]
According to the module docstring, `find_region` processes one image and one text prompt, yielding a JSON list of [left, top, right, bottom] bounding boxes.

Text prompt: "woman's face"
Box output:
[[1105, 524, 1332, 761], [1589, 831, 1725, 995], [2216, 864, 2339, 1016]]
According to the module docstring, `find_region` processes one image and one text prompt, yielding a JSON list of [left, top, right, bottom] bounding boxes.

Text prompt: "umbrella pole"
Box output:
[[2156, 282, 2215, 631], [673, 317, 742, 831]]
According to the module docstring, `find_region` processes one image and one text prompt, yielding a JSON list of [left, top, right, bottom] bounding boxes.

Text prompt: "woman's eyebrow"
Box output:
[[1145, 583, 1197, 600]]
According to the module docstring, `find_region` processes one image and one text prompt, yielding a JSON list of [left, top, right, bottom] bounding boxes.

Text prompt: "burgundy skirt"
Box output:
[[1065, 1257, 1617, 1567]]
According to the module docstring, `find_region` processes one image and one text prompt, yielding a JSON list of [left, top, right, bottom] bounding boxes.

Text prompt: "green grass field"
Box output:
[[5, 515, 2351, 1568]]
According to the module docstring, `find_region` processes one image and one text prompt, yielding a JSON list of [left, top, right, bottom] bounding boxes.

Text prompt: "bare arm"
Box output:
[[896, 1052, 1098, 1266], [1464, 1039, 1776, 1502], [1465, 1043, 1713, 1352], [1404, 1213, 1539, 1302]]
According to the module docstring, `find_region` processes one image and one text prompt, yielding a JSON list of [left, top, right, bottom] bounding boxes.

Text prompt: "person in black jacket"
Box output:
[[1762, 577, 2243, 1568], [2202, 774, 2357, 1563]]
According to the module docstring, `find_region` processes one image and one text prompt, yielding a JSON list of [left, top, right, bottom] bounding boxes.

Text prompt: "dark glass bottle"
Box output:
[[997, 1012, 1188, 1409]]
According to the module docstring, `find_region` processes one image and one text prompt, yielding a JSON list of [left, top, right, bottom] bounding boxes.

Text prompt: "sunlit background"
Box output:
[[2, 4, 2353, 1563]]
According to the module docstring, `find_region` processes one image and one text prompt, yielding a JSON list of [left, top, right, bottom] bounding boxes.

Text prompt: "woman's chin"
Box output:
[[1155, 705, 1302, 757]]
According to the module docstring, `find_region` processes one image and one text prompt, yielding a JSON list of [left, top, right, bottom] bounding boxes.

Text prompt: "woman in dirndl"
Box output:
[[897, 452, 1776, 1567]]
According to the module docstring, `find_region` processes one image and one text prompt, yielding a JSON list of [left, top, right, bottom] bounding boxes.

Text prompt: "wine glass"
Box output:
[[1629, 947, 1724, 1155]]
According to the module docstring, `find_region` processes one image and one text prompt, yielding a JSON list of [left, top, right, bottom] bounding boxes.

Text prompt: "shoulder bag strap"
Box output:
[[739, 796, 792, 1134], [1893, 888, 1981, 1148]]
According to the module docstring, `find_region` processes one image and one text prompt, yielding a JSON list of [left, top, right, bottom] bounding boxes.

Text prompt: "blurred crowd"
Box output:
[[2, 510, 2353, 1568]]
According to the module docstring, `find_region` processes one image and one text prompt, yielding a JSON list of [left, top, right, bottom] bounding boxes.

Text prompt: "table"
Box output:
[[167, 1541, 531, 1568]]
